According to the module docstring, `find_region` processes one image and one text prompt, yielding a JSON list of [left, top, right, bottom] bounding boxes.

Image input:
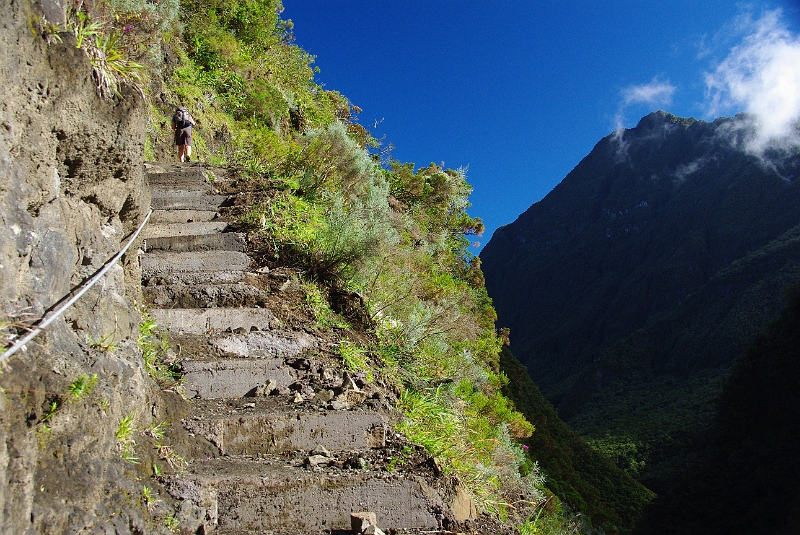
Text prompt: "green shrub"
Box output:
[[67, 374, 98, 402], [396, 386, 536, 516], [339, 341, 373, 382], [289, 122, 378, 198], [116, 413, 138, 463]]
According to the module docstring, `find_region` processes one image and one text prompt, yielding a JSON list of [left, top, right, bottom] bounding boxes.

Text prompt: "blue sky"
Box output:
[[282, 1, 800, 251]]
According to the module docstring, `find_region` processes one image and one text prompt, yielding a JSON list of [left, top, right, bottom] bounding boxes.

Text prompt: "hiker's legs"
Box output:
[[175, 127, 193, 162], [184, 128, 193, 161]]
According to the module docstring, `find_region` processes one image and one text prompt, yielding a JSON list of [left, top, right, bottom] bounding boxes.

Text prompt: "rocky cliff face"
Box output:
[[0, 1, 154, 532]]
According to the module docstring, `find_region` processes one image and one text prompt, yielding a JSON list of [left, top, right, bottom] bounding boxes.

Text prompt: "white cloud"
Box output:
[[613, 77, 677, 135], [623, 78, 677, 107], [673, 156, 713, 184], [705, 9, 800, 153], [611, 78, 676, 161], [610, 127, 630, 164]]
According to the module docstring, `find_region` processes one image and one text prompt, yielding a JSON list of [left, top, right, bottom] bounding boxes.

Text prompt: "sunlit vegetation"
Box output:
[[66, 0, 640, 531]]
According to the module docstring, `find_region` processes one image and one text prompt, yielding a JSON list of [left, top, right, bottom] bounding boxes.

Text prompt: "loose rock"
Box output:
[[254, 379, 277, 397], [313, 389, 334, 405], [311, 444, 331, 458], [305, 454, 330, 468], [350, 511, 377, 533], [334, 389, 368, 409]]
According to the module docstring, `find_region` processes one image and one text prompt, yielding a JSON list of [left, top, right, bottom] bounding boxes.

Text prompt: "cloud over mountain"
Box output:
[[623, 78, 676, 107], [705, 9, 800, 153]]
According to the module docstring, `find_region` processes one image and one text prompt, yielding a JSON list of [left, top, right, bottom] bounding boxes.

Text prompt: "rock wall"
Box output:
[[0, 1, 158, 533]]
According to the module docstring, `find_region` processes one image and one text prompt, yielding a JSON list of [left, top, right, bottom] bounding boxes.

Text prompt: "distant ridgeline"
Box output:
[[481, 111, 800, 491]]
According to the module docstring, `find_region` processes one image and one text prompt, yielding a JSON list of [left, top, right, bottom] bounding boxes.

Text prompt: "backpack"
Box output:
[[172, 107, 193, 128]]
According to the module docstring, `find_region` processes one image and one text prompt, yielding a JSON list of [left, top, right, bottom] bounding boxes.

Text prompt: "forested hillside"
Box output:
[[634, 284, 800, 535], [481, 111, 800, 490], [500, 348, 654, 534]]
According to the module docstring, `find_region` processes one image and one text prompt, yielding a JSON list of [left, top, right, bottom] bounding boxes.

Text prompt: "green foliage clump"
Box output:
[[301, 281, 350, 330], [68, 373, 98, 402], [397, 387, 538, 518], [138, 310, 181, 388], [260, 122, 396, 279], [339, 341, 372, 382], [116, 413, 138, 463]]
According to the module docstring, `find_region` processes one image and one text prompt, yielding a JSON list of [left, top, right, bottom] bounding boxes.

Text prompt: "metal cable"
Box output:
[[1, 209, 153, 363]]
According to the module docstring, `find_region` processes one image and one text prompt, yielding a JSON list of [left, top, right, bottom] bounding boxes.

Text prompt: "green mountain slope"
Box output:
[[481, 111, 800, 489], [634, 284, 800, 535], [501, 348, 654, 534]]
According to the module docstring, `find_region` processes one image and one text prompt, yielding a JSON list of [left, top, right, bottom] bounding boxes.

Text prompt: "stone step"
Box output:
[[168, 330, 323, 363], [144, 232, 246, 253], [151, 209, 220, 224], [141, 251, 252, 279], [208, 330, 319, 359], [145, 282, 268, 308], [150, 308, 276, 335], [151, 183, 212, 196], [185, 398, 387, 455], [169, 329, 319, 362], [181, 358, 297, 399], [143, 221, 228, 240], [152, 193, 229, 211], [145, 167, 207, 184], [166, 459, 442, 532], [143, 270, 249, 287]]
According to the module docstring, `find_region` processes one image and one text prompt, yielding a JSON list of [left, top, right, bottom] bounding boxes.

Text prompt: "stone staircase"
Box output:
[[140, 163, 464, 534]]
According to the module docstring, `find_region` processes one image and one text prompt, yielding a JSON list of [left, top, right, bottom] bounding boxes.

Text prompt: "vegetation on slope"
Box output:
[[634, 283, 800, 535], [569, 222, 800, 491], [50, 0, 611, 532], [501, 348, 654, 534]]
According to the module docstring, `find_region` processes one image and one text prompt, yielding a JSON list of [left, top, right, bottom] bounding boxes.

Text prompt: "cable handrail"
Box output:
[[1, 209, 153, 364]]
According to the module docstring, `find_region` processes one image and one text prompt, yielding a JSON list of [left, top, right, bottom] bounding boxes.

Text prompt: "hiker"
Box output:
[[172, 106, 195, 162]]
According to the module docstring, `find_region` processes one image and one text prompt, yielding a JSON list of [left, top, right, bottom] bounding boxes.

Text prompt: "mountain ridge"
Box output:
[[481, 110, 800, 488]]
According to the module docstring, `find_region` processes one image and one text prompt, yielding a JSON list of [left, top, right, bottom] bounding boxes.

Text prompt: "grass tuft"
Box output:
[[68, 373, 98, 402], [116, 413, 138, 463]]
